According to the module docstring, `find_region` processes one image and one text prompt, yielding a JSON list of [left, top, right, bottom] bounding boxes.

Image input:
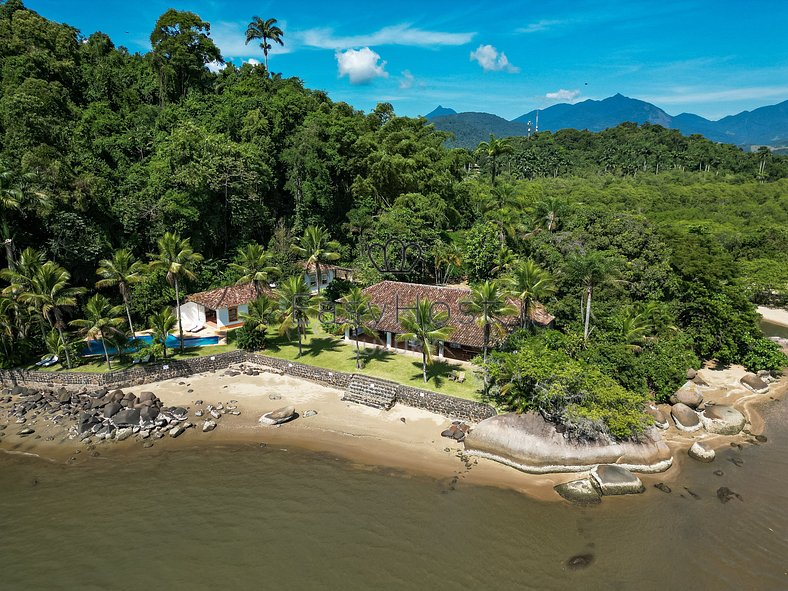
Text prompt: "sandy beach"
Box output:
[[2, 362, 786, 501]]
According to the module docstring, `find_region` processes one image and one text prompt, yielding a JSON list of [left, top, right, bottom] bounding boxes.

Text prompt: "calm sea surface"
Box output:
[[2, 400, 787, 591]]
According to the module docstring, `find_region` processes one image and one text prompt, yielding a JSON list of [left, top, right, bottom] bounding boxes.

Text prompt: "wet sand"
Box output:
[[1, 363, 785, 501]]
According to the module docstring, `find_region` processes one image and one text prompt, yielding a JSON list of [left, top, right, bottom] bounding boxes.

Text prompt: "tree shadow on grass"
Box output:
[[360, 347, 396, 366], [303, 337, 343, 357], [408, 359, 464, 389]]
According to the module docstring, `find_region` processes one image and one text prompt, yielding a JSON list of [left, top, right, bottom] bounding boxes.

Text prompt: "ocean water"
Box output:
[[2, 401, 787, 591]]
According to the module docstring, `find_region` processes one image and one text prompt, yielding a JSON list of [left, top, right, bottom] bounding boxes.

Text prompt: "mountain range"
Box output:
[[425, 94, 788, 150]]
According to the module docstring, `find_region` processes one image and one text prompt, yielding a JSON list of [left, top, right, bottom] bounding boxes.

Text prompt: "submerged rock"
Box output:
[[554, 478, 602, 505], [463, 412, 672, 474], [717, 487, 743, 503], [591, 464, 645, 496], [688, 441, 715, 462], [701, 405, 745, 435], [671, 403, 701, 432]]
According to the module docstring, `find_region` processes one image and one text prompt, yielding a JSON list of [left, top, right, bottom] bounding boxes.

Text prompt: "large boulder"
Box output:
[[103, 402, 122, 418], [111, 408, 141, 428], [701, 405, 745, 435], [671, 403, 701, 432], [672, 383, 703, 409], [688, 441, 715, 462], [554, 478, 602, 505], [644, 404, 668, 429], [591, 464, 644, 495], [259, 406, 296, 426], [740, 373, 769, 394], [463, 412, 672, 473]]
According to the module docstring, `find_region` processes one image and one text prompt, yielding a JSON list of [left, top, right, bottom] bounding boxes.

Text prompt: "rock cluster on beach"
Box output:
[[0, 384, 239, 444]]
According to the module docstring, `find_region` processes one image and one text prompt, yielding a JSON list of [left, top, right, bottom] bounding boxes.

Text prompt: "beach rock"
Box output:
[[172, 407, 188, 420], [554, 478, 602, 505], [686, 368, 697, 380], [58, 390, 72, 403], [740, 373, 769, 394], [654, 483, 672, 494], [591, 465, 645, 496], [195, 410, 203, 417], [142, 441, 154, 448], [259, 406, 296, 426], [112, 408, 141, 428], [671, 383, 703, 408], [18, 427, 35, 436], [202, 420, 217, 432], [671, 403, 701, 432], [268, 394, 282, 400], [169, 425, 186, 438], [79, 413, 99, 434], [140, 406, 159, 422], [210, 410, 221, 419], [688, 441, 716, 462], [103, 402, 121, 418], [644, 404, 669, 429], [701, 405, 745, 435], [304, 410, 318, 418], [717, 487, 743, 503], [115, 427, 133, 442], [464, 412, 672, 473]]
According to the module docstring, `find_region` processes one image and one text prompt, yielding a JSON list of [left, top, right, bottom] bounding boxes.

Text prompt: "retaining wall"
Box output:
[[1, 351, 495, 422]]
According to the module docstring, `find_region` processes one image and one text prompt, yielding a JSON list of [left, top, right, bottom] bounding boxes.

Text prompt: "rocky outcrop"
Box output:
[[463, 412, 672, 474], [688, 441, 715, 462], [590, 464, 645, 495], [671, 403, 701, 432], [740, 373, 769, 394], [701, 405, 745, 435], [554, 478, 602, 505]]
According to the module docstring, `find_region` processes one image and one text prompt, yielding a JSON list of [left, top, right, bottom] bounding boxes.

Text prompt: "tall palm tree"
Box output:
[[0, 247, 45, 337], [149, 232, 203, 353], [508, 260, 556, 329], [230, 243, 279, 296], [22, 261, 86, 369], [476, 134, 513, 185], [96, 248, 146, 339], [240, 295, 278, 333], [567, 252, 619, 342], [148, 307, 177, 359], [291, 225, 340, 296], [533, 197, 564, 232], [275, 275, 317, 357], [337, 286, 380, 369], [485, 183, 526, 244], [433, 241, 462, 285], [70, 294, 125, 371], [397, 299, 454, 383], [0, 169, 49, 269], [461, 280, 518, 368], [244, 16, 284, 73]]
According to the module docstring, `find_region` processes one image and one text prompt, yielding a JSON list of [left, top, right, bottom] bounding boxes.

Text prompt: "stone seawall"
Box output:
[[0, 351, 495, 422]]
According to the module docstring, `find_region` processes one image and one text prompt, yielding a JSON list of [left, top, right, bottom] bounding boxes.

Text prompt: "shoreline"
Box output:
[[758, 305, 788, 328], [1, 364, 785, 502]]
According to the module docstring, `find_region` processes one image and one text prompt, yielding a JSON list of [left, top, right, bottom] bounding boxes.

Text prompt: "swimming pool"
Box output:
[[82, 334, 219, 356]]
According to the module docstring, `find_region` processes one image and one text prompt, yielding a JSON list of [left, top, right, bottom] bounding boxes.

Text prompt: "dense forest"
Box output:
[[1, 1, 785, 439]]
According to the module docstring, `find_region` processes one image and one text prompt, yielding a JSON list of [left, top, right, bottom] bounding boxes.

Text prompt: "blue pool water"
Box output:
[[82, 334, 219, 356]]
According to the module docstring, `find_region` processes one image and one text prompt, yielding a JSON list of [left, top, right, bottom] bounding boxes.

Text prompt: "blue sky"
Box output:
[[26, 0, 788, 120]]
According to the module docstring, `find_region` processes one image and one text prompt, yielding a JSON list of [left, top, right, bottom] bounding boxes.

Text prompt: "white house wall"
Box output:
[[178, 302, 205, 327], [216, 304, 248, 328]]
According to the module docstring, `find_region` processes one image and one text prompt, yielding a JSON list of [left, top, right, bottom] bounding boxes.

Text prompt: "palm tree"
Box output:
[[0, 247, 45, 337], [461, 280, 518, 391], [433, 241, 463, 285], [230, 243, 279, 296], [0, 169, 49, 269], [291, 225, 340, 296], [70, 294, 125, 371], [275, 275, 318, 357], [397, 299, 454, 383], [508, 260, 556, 329], [22, 261, 86, 369], [148, 307, 177, 359], [533, 197, 564, 232], [484, 183, 526, 244], [149, 232, 203, 353], [244, 16, 284, 73], [96, 248, 146, 340], [567, 252, 619, 342], [476, 134, 513, 185], [337, 286, 381, 369], [240, 295, 278, 333]]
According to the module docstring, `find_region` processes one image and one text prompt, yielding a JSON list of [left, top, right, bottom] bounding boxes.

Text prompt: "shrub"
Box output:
[[741, 335, 788, 372], [235, 325, 266, 351]]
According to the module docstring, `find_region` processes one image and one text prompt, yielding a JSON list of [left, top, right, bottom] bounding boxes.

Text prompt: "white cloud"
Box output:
[[246, 58, 260, 66], [300, 23, 474, 49], [209, 20, 292, 59], [545, 88, 581, 102], [206, 60, 226, 73], [470, 44, 519, 73], [516, 19, 563, 34], [641, 86, 788, 105], [399, 70, 415, 89], [336, 47, 388, 84]]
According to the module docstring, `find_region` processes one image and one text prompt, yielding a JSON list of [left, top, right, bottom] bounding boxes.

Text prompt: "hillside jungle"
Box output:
[[1, 1, 785, 439]]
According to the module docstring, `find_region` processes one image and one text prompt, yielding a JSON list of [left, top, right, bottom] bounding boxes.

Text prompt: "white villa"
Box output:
[[178, 263, 353, 332]]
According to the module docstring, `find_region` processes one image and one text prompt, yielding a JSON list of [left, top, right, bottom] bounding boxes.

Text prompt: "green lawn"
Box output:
[[27, 343, 238, 374], [262, 323, 482, 401]]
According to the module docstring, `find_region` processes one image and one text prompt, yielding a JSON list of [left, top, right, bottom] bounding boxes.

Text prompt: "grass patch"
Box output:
[[262, 323, 482, 401]]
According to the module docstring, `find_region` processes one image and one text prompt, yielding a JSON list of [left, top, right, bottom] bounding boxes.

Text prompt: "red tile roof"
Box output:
[[361, 281, 554, 349], [187, 282, 272, 310]]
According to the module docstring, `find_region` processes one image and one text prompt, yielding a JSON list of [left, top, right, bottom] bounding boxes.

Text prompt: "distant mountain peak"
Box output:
[[425, 105, 457, 119]]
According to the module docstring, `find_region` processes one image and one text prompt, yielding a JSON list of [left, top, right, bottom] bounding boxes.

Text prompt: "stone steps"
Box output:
[[342, 375, 398, 410]]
